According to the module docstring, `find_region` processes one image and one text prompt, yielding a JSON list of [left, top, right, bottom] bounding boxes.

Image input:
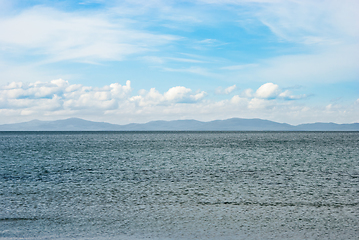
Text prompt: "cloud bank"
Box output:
[[1, 80, 357, 125]]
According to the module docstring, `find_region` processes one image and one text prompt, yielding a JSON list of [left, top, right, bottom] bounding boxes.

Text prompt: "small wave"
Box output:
[[197, 201, 359, 208], [0, 217, 41, 222]]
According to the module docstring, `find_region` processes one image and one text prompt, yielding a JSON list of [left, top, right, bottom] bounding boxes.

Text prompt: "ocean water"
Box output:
[[0, 131, 358, 240]]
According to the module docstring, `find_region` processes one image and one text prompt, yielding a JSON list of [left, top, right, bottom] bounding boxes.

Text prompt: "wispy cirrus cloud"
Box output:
[[162, 66, 217, 77], [141, 56, 206, 64], [0, 6, 179, 63], [198, 0, 359, 44], [221, 64, 258, 71]]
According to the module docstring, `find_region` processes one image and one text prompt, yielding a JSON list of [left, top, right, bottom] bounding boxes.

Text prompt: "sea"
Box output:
[[0, 131, 358, 240]]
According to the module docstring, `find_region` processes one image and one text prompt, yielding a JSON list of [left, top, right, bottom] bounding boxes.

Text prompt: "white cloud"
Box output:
[[224, 85, 236, 94], [130, 86, 206, 106], [192, 91, 207, 101], [255, 82, 280, 99], [216, 84, 237, 94], [243, 89, 253, 98], [110, 81, 132, 98], [230, 95, 248, 105], [164, 86, 192, 101]]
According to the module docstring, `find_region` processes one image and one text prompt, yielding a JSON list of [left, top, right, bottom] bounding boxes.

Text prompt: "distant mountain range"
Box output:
[[0, 118, 358, 131]]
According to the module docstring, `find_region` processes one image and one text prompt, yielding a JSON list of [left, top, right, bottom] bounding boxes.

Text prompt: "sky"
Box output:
[[0, 0, 358, 125]]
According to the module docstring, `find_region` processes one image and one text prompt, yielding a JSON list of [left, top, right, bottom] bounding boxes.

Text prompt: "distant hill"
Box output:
[[0, 118, 358, 131], [0, 118, 120, 131]]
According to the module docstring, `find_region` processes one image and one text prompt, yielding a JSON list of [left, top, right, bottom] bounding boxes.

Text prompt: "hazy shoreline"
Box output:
[[1, 118, 358, 131]]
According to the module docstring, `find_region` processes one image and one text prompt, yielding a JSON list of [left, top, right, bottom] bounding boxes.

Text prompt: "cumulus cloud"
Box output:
[[255, 82, 280, 99], [0, 79, 132, 111], [230, 95, 248, 105], [130, 86, 206, 106], [164, 86, 192, 101], [240, 82, 307, 100]]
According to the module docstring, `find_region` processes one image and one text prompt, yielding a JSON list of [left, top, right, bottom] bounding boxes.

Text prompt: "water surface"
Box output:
[[1, 132, 358, 239]]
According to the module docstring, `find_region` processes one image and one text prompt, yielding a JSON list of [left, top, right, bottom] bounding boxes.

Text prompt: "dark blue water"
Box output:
[[1, 132, 358, 239]]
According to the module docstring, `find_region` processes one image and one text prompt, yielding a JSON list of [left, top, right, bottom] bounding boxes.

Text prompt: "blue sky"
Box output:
[[0, 0, 358, 125]]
